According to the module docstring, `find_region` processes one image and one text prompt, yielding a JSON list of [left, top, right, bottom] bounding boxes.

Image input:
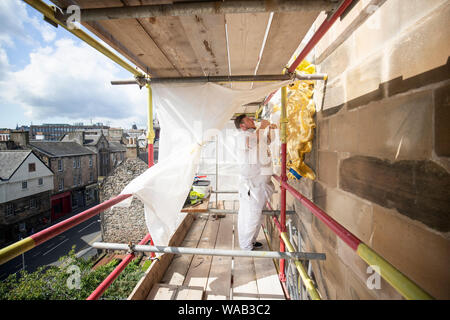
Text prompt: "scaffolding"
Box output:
[[0, 0, 435, 301]]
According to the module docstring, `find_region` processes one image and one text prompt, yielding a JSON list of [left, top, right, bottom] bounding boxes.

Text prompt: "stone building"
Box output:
[[29, 141, 98, 222], [266, 0, 450, 300], [29, 123, 109, 141], [106, 127, 124, 142], [0, 150, 53, 245], [62, 131, 126, 177]]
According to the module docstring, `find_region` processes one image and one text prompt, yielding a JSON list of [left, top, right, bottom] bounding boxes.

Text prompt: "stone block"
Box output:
[[435, 83, 450, 157], [337, 238, 371, 283], [318, 151, 338, 188], [345, 268, 377, 300], [313, 181, 327, 212], [328, 109, 359, 154], [312, 214, 337, 251], [322, 76, 346, 112], [319, 36, 353, 81], [318, 119, 329, 151], [324, 187, 374, 245], [340, 156, 450, 232], [372, 204, 450, 299], [387, 2, 450, 94], [345, 54, 384, 106], [319, 246, 348, 299], [357, 90, 433, 161]]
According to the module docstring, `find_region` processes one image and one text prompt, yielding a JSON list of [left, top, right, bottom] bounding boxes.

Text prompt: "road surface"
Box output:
[[0, 212, 101, 281]]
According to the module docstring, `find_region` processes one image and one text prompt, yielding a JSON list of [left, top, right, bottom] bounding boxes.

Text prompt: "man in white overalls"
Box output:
[[234, 114, 276, 250]]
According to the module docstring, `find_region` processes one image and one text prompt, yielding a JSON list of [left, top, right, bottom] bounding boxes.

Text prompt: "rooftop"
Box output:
[[29, 141, 95, 157], [109, 141, 126, 152], [0, 150, 31, 180]]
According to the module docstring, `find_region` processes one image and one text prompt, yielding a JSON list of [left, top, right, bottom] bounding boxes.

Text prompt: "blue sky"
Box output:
[[0, 0, 148, 130]]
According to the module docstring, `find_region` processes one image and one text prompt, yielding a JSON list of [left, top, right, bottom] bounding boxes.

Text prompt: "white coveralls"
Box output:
[[236, 128, 274, 250]]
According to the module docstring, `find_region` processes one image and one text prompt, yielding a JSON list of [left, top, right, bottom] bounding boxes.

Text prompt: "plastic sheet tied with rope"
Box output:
[[115, 81, 291, 247]]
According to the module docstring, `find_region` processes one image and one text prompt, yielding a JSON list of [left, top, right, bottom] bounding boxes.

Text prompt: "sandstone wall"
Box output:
[[267, 0, 450, 300]]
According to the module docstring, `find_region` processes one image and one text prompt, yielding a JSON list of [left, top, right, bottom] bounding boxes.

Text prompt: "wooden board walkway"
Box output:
[[147, 201, 285, 300]]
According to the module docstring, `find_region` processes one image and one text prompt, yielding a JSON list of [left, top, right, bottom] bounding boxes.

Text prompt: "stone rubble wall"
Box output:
[[100, 158, 148, 245]]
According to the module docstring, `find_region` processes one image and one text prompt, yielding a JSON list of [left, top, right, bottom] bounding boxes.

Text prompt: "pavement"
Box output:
[[0, 202, 102, 281]]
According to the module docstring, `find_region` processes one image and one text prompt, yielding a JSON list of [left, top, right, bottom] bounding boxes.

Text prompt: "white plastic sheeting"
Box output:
[[115, 81, 289, 247]]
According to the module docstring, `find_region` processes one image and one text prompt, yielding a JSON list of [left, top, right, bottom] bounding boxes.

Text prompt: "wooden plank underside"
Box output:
[[256, 11, 320, 75], [178, 14, 229, 76], [226, 12, 270, 90], [137, 16, 204, 77], [79, 0, 207, 76], [75, 0, 193, 9], [92, 19, 180, 76], [54, 1, 322, 81]]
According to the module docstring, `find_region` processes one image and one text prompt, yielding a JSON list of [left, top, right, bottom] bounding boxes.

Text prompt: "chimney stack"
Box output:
[[9, 130, 29, 148]]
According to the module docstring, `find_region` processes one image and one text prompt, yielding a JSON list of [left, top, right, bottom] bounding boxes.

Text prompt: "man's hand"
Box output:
[[259, 119, 270, 130]]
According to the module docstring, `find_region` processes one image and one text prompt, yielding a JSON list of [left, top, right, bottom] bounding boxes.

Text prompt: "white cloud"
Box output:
[[0, 46, 10, 81], [0, 38, 148, 128], [0, 0, 56, 47], [0, 0, 34, 46], [29, 16, 57, 43]]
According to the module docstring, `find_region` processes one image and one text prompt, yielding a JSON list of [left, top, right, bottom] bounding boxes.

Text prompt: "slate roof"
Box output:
[[29, 141, 95, 157], [109, 141, 126, 152], [0, 150, 31, 180]]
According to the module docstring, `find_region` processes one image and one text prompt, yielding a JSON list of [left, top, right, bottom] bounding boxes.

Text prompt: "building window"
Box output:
[[5, 204, 14, 216], [22, 181, 27, 189], [77, 157, 81, 168], [78, 175, 82, 186], [58, 178, 64, 191], [72, 195, 78, 208], [89, 172, 93, 182], [73, 158, 76, 168], [28, 163, 36, 172], [30, 199, 36, 209], [89, 155, 93, 167], [38, 178, 43, 185], [58, 159, 63, 172], [73, 175, 77, 186]]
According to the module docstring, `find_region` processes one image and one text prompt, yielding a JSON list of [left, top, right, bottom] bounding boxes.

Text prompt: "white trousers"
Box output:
[[237, 175, 274, 250]]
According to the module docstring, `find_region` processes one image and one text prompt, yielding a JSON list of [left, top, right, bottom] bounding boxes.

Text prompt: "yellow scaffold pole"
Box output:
[[146, 83, 155, 167], [280, 232, 321, 300]]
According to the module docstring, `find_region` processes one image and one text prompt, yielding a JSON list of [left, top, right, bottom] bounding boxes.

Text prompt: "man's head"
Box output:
[[234, 115, 256, 131]]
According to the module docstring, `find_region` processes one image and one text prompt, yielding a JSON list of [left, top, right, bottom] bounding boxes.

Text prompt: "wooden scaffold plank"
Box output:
[[205, 202, 233, 300]]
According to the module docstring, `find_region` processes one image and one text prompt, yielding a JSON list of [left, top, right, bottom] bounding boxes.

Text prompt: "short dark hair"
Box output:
[[234, 114, 247, 129]]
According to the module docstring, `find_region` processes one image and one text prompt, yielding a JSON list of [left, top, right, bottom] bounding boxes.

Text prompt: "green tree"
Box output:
[[0, 246, 146, 300]]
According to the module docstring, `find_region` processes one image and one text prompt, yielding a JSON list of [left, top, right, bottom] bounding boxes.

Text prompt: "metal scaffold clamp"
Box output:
[[286, 70, 297, 82], [134, 75, 147, 89], [127, 241, 135, 255]]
